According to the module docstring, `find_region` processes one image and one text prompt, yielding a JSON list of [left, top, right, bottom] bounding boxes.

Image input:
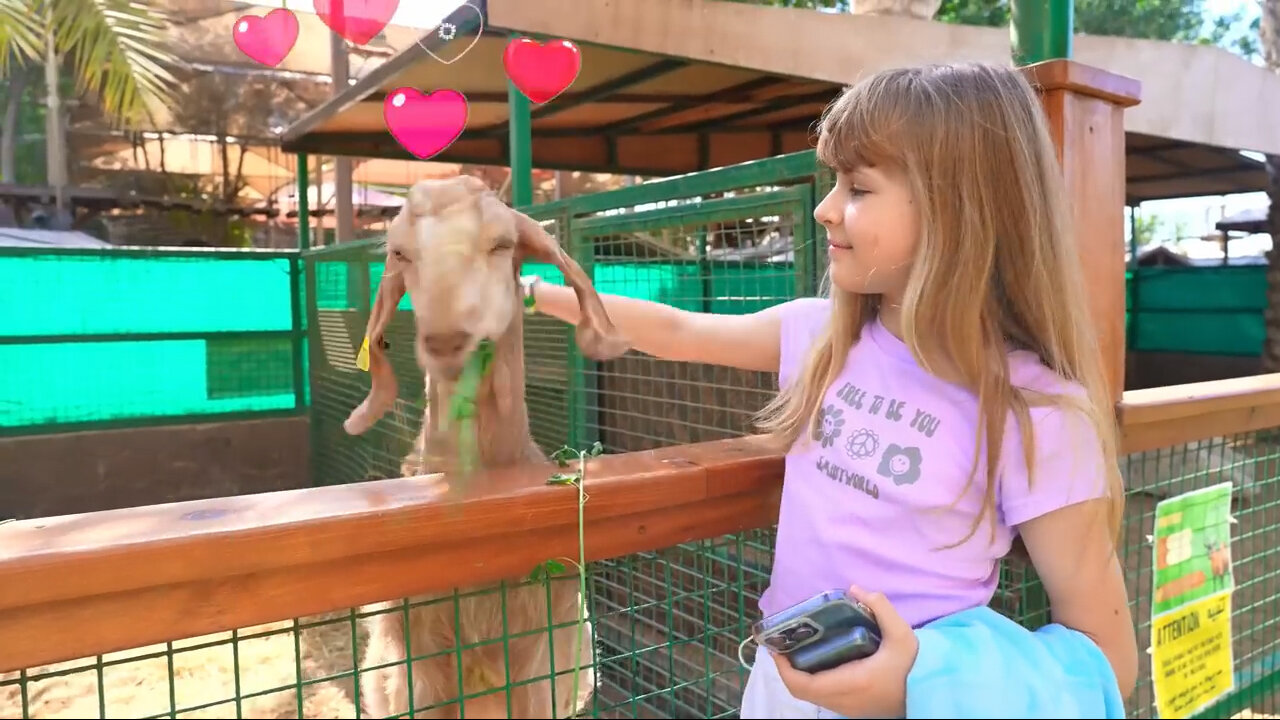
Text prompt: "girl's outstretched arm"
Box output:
[[528, 277, 788, 373], [1018, 497, 1139, 700]]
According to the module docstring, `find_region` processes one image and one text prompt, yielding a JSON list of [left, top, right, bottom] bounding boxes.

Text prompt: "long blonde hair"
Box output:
[[755, 62, 1124, 549]]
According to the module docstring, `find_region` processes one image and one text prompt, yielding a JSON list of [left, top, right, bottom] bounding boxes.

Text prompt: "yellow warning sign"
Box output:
[[1151, 590, 1234, 719]]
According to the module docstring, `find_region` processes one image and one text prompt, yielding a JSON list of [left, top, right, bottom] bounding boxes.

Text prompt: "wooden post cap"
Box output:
[[1021, 58, 1142, 108]]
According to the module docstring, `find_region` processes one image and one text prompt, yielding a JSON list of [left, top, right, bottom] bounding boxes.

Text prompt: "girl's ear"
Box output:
[[511, 209, 631, 361]]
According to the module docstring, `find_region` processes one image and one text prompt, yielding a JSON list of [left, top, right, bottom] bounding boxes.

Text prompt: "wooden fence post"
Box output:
[[1022, 60, 1142, 406]]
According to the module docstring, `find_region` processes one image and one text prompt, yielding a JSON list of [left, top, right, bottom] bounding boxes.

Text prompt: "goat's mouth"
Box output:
[[417, 331, 498, 385], [416, 334, 473, 382], [419, 356, 465, 382], [434, 363, 465, 382]]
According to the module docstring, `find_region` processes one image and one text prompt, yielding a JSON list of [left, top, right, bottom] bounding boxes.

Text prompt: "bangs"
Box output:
[[815, 75, 913, 174]]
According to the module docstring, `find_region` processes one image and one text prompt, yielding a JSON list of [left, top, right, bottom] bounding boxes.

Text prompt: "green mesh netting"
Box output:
[[1126, 265, 1267, 357], [0, 249, 305, 432]]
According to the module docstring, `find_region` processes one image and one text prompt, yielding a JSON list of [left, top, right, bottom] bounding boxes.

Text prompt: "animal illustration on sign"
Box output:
[[231, 8, 299, 68]]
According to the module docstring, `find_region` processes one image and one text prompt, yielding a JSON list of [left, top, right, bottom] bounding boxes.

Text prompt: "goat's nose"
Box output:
[[421, 330, 472, 357]]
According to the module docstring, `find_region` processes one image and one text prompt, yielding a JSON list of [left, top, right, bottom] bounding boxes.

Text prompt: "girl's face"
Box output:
[[813, 166, 920, 304]]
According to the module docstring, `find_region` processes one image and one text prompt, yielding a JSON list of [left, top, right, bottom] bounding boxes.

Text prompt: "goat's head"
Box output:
[[344, 175, 630, 436]]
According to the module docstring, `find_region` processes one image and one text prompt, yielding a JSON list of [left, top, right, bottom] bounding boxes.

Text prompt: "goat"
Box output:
[[343, 176, 631, 718]]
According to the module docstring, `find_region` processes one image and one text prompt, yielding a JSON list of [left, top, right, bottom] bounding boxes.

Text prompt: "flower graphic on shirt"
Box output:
[[877, 443, 922, 486], [845, 428, 879, 460], [813, 403, 845, 448]]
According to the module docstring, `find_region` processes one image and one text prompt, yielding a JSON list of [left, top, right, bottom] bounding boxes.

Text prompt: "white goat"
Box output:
[[343, 176, 631, 718]]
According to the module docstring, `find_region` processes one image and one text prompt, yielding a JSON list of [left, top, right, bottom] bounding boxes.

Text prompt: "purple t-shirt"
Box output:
[[757, 297, 1109, 627]]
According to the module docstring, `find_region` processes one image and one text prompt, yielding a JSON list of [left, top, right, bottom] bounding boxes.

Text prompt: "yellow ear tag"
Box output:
[[356, 336, 371, 372]]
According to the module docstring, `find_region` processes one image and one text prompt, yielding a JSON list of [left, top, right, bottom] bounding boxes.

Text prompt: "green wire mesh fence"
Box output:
[[2, 444, 1276, 720], [1118, 433, 1280, 719], [0, 150, 1263, 441], [0, 246, 308, 437]]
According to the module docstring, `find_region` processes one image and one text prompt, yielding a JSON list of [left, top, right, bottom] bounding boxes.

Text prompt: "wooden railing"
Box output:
[[3, 373, 1280, 676], [1120, 374, 1280, 453]]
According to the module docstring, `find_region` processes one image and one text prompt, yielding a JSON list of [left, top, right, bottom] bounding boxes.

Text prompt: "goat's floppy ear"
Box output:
[[511, 210, 631, 360], [344, 261, 406, 435]]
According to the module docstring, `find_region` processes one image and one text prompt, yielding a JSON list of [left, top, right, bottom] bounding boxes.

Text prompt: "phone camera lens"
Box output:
[[787, 624, 816, 643], [765, 635, 791, 652]]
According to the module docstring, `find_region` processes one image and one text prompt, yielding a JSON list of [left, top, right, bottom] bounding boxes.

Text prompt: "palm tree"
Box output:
[[0, 0, 179, 210]]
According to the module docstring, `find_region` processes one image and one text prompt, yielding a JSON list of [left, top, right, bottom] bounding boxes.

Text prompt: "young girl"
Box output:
[[517, 61, 1138, 718]]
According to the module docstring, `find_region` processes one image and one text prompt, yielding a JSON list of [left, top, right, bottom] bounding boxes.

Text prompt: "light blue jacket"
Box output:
[[905, 605, 1126, 719]]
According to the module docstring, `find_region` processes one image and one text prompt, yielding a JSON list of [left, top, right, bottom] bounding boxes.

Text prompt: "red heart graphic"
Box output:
[[231, 8, 298, 68], [503, 37, 582, 105], [314, 0, 399, 46]]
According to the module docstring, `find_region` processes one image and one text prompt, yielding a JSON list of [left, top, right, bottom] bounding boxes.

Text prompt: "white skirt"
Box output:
[[740, 646, 849, 719]]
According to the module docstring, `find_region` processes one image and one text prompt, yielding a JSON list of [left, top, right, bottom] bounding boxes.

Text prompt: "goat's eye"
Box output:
[[490, 242, 514, 255], [390, 249, 409, 263]]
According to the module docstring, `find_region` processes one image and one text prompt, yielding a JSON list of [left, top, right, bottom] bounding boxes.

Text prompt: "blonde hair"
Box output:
[[755, 62, 1124, 550]]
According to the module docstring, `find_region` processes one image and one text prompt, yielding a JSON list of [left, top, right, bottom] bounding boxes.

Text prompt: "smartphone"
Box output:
[[752, 589, 882, 673]]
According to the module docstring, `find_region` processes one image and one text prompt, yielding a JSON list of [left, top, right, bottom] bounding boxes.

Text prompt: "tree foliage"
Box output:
[[0, 0, 179, 127], [935, 0, 1260, 58], [728, 0, 1260, 60]]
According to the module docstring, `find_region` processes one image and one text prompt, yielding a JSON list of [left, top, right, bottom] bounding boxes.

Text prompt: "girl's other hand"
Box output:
[[770, 585, 918, 718]]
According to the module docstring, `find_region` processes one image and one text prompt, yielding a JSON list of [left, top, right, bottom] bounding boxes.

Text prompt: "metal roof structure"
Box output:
[[281, 0, 1280, 204]]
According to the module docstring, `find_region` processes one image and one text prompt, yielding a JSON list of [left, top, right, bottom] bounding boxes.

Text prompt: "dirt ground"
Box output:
[[0, 612, 361, 719]]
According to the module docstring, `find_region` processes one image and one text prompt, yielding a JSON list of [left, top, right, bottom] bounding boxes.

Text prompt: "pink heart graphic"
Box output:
[[314, 0, 399, 46], [503, 37, 582, 104], [231, 8, 299, 68], [384, 88, 468, 161]]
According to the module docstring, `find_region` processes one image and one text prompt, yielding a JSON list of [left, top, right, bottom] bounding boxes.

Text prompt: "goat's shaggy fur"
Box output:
[[343, 176, 630, 718]]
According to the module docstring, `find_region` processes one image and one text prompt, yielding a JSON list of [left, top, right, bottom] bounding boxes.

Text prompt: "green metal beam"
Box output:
[[296, 152, 311, 251], [507, 52, 534, 209], [1011, 0, 1073, 65]]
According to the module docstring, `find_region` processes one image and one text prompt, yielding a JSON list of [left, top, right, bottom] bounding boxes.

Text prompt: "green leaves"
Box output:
[[547, 441, 605, 484], [449, 339, 497, 476], [527, 559, 568, 585], [0, 0, 42, 75], [934, 0, 1008, 27], [58, 0, 180, 125], [550, 441, 604, 467], [0, 0, 179, 127], [934, 0, 1262, 62]]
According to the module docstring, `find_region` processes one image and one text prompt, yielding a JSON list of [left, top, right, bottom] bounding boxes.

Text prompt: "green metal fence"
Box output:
[[2, 440, 1276, 719], [0, 161, 1262, 440], [303, 149, 832, 486], [0, 245, 308, 436]]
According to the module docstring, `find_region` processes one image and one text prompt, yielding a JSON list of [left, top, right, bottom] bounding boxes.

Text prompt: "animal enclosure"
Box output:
[[3, 154, 1280, 719], [294, 150, 1280, 718]]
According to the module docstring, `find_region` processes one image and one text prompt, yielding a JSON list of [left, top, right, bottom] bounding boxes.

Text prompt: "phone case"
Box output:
[[752, 589, 882, 670], [788, 625, 880, 673]]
